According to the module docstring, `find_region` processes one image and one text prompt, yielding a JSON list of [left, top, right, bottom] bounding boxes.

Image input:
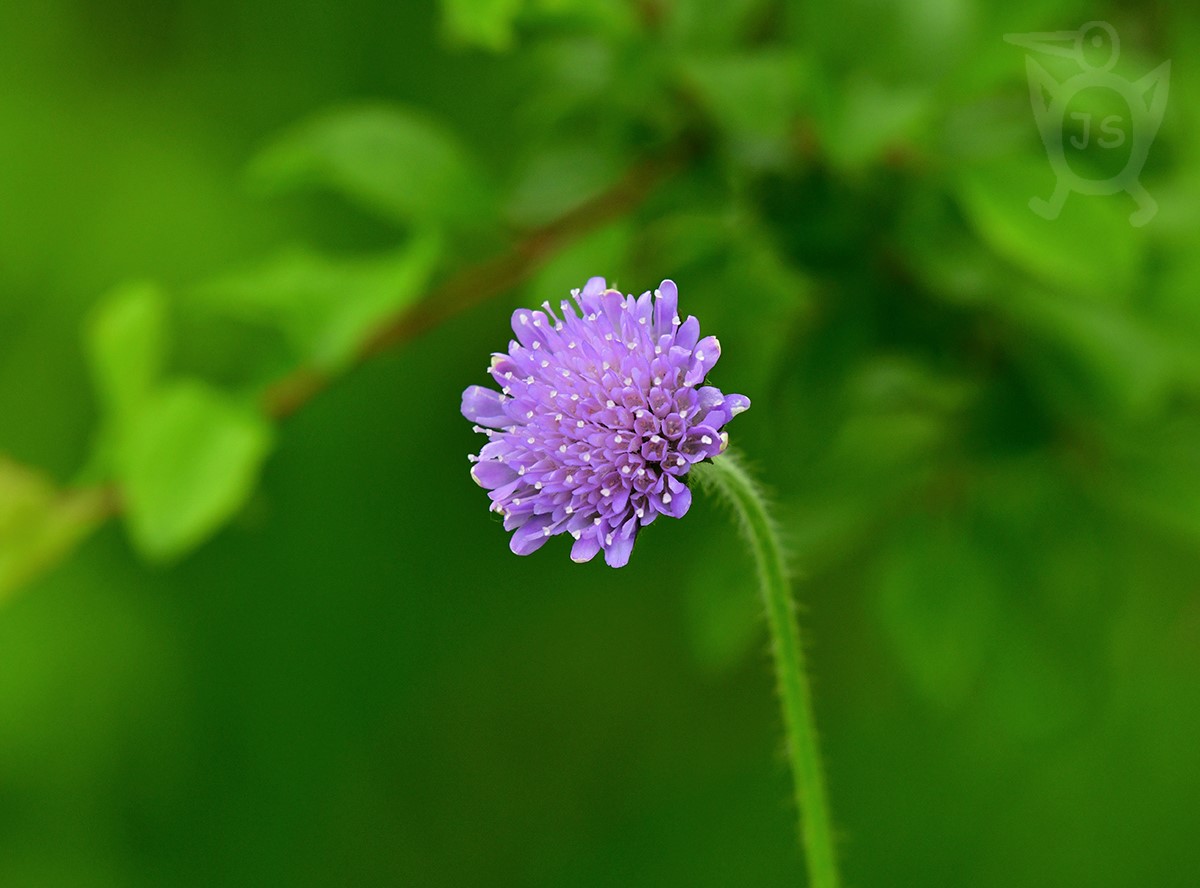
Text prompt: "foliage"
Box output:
[[1, 0, 1198, 885]]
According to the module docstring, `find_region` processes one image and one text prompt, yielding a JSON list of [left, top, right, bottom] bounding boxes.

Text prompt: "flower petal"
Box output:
[[661, 475, 692, 518], [471, 460, 518, 489], [570, 531, 602, 563], [603, 531, 636, 568], [461, 386, 510, 428], [653, 280, 679, 335], [510, 516, 553, 555], [684, 336, 721, 386]]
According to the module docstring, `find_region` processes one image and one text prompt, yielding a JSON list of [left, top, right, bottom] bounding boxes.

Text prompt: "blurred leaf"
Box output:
[[0, 459, 109, 604], [1103, 419, 1200, 545], [1008, 286, 1174, 420], [955, 156, 1142, 296], [250, 104, 493, 229], [822, 77, 934, 170], [527, 221, 632, 299], [441, 0, 523, 50], [874, 518, 1002, 707], [117, 381, 272, 562], [505, 143, 625, 227], [682, 520, 763, 672], [664, 0, 775, 51], [84, 282, 168, 420], [441, 0, 638, 51], [782, 358, 972, 572], [196, 235, 442, 371], [679, 50, 807, 166]]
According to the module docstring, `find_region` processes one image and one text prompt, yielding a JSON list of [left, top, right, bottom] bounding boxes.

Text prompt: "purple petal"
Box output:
[[603, 532, 636, 568], [471, 460, 518, 489], [680, 425, 723, 461], [570, 532, 602, 563], [725, 393, 751, 418], [675, 316, 700, 351], [684, 336, 720, 386], [661, 475, 692, 518], [510, 516, 553, 555], [461, 386, 510, 428], [654, 280, 679, 335]]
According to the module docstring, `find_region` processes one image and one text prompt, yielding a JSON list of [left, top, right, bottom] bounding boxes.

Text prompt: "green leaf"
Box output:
[[679, 50, 808, 144], [0, 459, 110, 604], [504, 144, 625, 227], [874, 519, 1003, 708], [440, 0, 636, 51], [822, 77, 933, 170], [117, 381, 273, 562], [664, 0, 775, 51], [441, 0, 523, 50], [526, 221, 631, 300], [1007, 286, 1175, 419], [195, 235, 442, 370], [249, 104, 492, 229], [681, 518, 763, 672], [955, 156, 1142, 296], [84, 282, 168, 420]]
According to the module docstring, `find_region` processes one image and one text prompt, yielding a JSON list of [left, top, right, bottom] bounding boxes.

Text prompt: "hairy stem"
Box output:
[[692, 451, 840, 888]]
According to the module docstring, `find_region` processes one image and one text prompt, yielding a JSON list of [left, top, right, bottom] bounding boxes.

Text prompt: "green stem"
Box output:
[[692, 451, 840, 888]]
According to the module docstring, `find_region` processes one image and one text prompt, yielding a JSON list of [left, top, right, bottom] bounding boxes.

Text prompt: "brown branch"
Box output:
[[262, 146, 685, 418], [2, 145, 687, 602]]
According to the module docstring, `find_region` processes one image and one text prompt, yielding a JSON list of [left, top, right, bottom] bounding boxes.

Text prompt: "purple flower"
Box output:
[[462, 278, 750, 568]]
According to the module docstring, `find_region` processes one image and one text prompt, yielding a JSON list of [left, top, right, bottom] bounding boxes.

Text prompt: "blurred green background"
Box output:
[[2, 0, 1199, 885]]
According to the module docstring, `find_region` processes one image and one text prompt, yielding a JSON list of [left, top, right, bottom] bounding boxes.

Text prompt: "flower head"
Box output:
[[461, 278, 750, 567]]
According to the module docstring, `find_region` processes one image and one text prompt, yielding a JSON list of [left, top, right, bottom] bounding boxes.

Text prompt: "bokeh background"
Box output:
[[2, 0, 1199, 885]]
